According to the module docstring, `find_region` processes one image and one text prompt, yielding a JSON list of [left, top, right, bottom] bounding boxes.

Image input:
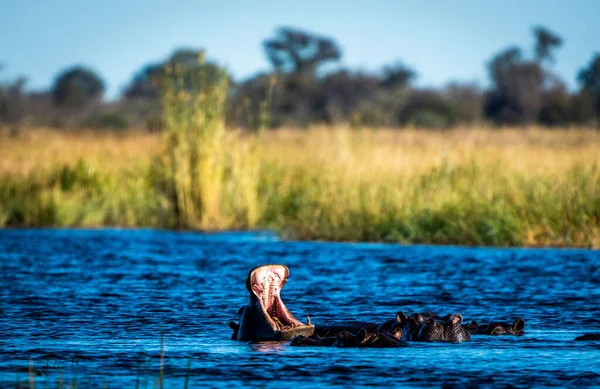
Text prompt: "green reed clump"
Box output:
[[153, 52, 261, 230], [155, 53, 228, 229]]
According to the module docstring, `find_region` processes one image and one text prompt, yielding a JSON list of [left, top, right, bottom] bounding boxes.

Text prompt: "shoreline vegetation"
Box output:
[[1, 126, 599, 248], [2, 59, 599, 248]]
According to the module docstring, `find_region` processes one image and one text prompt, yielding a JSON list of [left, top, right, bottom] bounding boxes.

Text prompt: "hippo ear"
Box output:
[[397, 312, 409, 323], [513, 318, 525, 331], [426, 318, 436, 326], [413, 313, 425, 323], [357, 328, 368, 343], [229, 321, 239, 330]]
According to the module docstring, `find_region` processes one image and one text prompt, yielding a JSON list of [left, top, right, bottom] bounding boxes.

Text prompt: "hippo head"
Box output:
[[416, 317, 444, 341], [485, 318, 525, 336], [462, 320, 480, 333], [398, 312, 428, 340], [334, 331, 359, 347], [357, 328, 407, 348], [442, 313, 471, 342], [377, 312, 405, 340], [417, 313, 470, 342], [290, 334, 337, 347], [236, 264, 314, 341]]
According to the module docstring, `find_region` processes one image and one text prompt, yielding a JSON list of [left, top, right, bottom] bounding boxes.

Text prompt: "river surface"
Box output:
[[0, 229, 599, 388]]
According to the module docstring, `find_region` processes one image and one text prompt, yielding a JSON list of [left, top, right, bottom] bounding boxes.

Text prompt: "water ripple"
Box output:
[[1, 229, 599, 388]]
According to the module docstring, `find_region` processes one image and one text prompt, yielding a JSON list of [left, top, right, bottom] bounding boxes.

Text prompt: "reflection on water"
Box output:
[[0, 228, 599, 388], [249, 341, 288, 353]]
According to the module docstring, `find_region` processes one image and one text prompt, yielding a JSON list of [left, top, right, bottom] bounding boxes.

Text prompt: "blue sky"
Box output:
[[1, 0, 598, 99]]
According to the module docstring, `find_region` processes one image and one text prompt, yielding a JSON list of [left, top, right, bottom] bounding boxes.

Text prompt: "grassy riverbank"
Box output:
[[1, 126, 599, 247]]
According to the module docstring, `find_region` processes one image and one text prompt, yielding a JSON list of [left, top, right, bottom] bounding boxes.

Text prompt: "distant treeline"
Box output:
[[1, 26, 600, 130]]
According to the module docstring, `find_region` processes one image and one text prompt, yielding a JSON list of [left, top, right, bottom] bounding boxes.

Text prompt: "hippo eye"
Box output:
[[491, 326, 503, 335]]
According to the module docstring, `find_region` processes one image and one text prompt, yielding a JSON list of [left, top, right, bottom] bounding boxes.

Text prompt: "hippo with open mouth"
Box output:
[[231, 264, 315, 341]]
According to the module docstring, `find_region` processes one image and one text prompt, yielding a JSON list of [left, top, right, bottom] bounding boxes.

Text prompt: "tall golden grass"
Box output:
[[1, 125, 599, 247]]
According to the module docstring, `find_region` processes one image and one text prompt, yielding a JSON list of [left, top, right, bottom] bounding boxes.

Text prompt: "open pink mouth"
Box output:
[[246, 264, 304, 331]]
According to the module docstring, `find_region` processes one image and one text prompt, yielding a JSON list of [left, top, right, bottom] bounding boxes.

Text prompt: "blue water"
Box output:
[[1, 229, 599, 388]]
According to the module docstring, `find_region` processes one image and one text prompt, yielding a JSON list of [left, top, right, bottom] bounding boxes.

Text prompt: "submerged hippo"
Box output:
[[290, 334, 338, 347], [232, 264, 314, 341], [574, 333, 600, 341], [314, 321, 379, 338], [341, 328, 407, 348], [463, 318, 525, 336], [291, 328, 407, 348]]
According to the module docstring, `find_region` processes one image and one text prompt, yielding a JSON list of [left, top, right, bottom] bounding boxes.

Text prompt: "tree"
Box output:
[[538, 83, 571, 126], [444, 82, 484, 124], [380, 63, 416, 89], [123, 63, 163, 99], [228, 72, 279, 129], [484, 27, 568, 125], [485, 47, 545, 124], [399, 89, 457, 129], [0, 64, 28, 125], [52, 66, 105, 107], [533, 26, 562, 64], [487, 47, 523, 90], [578, 53, 600, 94], [263, 27, 341, 75], [569, 90, 597, 125], [123, 49, 224, 99], [319, 70, 380, 123], [257, 28, 342, 127], [577, 53, 600, 124]]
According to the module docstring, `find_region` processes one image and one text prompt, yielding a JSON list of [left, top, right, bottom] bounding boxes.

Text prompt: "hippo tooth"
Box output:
[[263, 277, 270, 310]]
